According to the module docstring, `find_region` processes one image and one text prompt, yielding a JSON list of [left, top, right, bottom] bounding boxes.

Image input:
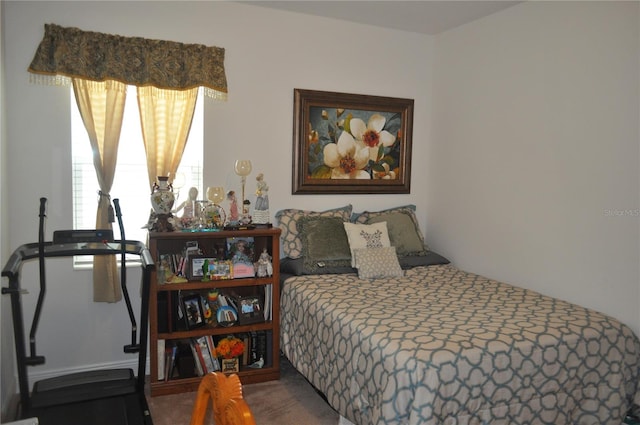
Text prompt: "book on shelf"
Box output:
[[255, 331, 267, 366], [263, 284, 272, 321], [194, 336, 218, 374], [164, 345, 177, 381], [249, 331, 258, 365], [235, 332, 251, 366], [265, 330, 273, 367], [164, 347, 171, 381], [157, 339, 165, 380], [176, 342, 197, 378], [205, 335, 221, 372], [247, 330, 268, 368], [189, 340, 205, 377]]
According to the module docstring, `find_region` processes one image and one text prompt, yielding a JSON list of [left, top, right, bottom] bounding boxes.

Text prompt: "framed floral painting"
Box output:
[[292, 88, 414, 194]]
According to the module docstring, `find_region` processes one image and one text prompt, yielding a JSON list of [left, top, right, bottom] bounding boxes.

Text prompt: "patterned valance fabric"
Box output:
[[28, 23, 227, 100]]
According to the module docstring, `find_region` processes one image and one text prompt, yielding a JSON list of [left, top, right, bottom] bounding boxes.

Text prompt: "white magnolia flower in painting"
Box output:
[[323, 131, 370, 179], [373, 163, 396, 180], [350, 114, 396, 161]]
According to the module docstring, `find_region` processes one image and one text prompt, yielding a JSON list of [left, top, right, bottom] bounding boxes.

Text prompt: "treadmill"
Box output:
[[2, 198, 154, 425]]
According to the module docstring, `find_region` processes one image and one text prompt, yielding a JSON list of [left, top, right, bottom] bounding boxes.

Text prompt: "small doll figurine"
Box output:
[[227, 190, 239, 223], [254, 173, 269, 211], [173, 187, 198, 218], [253, 173, 270, 224], [256, 248, 273, 277]]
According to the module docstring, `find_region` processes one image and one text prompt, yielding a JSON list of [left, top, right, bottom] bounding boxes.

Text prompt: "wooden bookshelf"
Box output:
[[148, 227, 281, 396]]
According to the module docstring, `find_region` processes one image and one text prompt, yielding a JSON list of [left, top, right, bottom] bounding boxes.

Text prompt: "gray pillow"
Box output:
[[365, 210, 427, 256], [275, 205, 352, 259], [298, 216, 352, 274]]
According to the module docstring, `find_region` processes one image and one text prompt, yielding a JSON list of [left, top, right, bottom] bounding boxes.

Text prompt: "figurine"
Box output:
[[173, 186, 198, 218], [227, 190, 239, 223], [172, 186, 199, 229], [255, 248, 273, 277], [254, 173, 269, 210], [240, 200, 252, 225], [253, 173, 270, 224], [201, 258, 210, 282]]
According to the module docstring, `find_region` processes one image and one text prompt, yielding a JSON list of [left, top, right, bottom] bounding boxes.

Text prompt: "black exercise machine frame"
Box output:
[[2, 198, 154, 423]]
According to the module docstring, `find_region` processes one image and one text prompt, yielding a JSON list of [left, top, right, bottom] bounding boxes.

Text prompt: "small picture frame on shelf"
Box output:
[[190, 256, 216, 280], [227, 237, 256, 278], [236, 295, 264, 325], [210, 260, 233, 280], [182, 293, 206, 329]]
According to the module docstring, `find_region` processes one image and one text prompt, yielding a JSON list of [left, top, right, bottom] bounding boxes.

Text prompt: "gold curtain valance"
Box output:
[[28, 23, 227, 100]]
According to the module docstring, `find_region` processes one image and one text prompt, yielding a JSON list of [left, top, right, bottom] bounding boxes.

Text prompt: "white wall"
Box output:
[[430, 1, 640, 333], [0, 0, 433, 400], [0, 0, 13, 419], [2, 0, 639, 416]]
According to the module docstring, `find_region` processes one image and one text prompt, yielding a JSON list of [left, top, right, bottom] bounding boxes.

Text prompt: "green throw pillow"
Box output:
[[365, 211, 426, 256], [275, 205, 352, 259], [298, 216, 352, 274]]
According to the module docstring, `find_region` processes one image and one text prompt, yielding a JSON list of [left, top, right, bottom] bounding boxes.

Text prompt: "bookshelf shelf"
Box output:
[[148, 227, 281, 396]]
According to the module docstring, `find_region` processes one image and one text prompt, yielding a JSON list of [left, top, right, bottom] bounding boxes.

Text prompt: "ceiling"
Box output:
[[241, 1, 522, 35]]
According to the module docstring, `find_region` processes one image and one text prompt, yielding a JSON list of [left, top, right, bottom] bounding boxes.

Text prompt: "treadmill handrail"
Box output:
[[2, 240, 154, 280]]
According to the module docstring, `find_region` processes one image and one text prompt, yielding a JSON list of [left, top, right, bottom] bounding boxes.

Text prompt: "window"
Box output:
[[72, 86, 203, 264]]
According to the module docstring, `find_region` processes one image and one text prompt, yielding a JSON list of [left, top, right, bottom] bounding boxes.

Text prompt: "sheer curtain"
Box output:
[[137, 86, 199, 187], [72, 78, 127, 302], [28, 23, 227, 301]]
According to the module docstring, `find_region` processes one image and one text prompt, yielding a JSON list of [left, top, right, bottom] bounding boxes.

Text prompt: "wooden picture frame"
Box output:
[[236, 295, 264, 325], [189, 256, 216, 280], [292, 88, 414, 194], [182, 293, 206, 329]]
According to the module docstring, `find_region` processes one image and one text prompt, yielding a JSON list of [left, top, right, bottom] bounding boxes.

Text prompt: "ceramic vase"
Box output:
[[150, 176, 175, 215]]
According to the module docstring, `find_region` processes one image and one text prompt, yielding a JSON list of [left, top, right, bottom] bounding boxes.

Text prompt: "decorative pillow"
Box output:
[[275, 205, 352, 259], [343, 222, 391, 267], [298, 216, 352, 274], [398, 251, 450, 269], [354, 205, 428, 256], [353, 247, 403, 279]]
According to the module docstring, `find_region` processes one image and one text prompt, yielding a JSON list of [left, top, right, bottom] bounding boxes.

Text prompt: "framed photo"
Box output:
[[189, 256, 216, 280], [227, 237, 256, 278], [236, 295, 264, 325], [210, 260, 232, 280], [292, 88, 414, 194], [182, 293, 206, 329]]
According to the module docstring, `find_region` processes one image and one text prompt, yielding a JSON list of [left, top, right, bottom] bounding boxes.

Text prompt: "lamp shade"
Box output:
[[234, 160, 252, 177]]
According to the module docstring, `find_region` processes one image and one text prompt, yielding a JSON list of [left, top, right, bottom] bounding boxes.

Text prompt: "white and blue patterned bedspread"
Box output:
[[280, 264, 640, 425]]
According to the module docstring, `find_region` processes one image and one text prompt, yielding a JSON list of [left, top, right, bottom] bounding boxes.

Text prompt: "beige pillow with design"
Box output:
[[343, 221, 391, 267]]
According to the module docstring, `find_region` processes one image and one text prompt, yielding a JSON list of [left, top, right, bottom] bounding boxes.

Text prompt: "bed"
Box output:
[[276, 205, 640, 425]]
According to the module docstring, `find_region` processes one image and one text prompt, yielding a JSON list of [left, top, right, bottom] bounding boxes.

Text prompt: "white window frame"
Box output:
[[71, 86, 204, 266]]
